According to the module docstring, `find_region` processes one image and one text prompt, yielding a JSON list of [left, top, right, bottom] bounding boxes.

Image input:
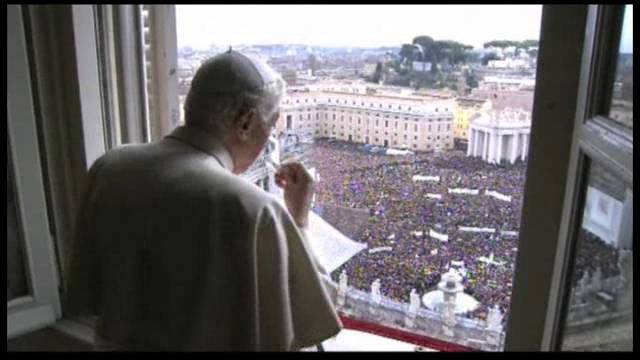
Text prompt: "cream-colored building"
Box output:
[[276, 83, 455, 152], [476, 76, 536, 92], [467, 108, 531, 164]]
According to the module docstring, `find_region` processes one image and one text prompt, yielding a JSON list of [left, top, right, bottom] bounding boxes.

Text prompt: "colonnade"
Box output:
[[467, 128, 529, 164]]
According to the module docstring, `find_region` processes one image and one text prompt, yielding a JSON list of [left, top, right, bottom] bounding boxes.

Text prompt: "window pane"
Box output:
[[7, 141, 31, 302], [559, 160, 633, 351], [607, 5, 633, 131]]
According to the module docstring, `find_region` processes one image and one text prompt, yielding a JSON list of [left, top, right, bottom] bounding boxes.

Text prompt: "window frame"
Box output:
[[7, 4, 63, 339], [541, 4, 632, 350], [504, 5, 592, 351]]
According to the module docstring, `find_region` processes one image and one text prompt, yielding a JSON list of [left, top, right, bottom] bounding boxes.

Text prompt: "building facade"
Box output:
[[453, 97, 491, 141], [276, 83, 456, 152], [467, 108, 531, 164]]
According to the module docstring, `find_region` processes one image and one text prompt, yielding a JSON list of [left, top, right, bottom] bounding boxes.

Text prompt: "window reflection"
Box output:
[[560, 161, 633, 351], [608, 5, 633, 131]]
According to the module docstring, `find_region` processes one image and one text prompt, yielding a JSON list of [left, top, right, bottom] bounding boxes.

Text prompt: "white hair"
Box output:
[[184, 74, 286, 140]]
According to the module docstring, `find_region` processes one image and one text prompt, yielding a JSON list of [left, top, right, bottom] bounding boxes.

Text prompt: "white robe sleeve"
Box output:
[[255, 203, 342, 351]]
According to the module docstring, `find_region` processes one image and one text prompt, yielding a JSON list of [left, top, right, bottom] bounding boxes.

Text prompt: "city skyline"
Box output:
[[176, 5, 544, 50]]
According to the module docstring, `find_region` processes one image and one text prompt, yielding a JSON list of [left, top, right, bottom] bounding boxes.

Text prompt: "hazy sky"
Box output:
[[176, 5, 544, 49]]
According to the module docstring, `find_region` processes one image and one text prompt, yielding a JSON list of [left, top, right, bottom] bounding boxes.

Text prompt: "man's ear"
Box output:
[[235, 109, 258, 141]]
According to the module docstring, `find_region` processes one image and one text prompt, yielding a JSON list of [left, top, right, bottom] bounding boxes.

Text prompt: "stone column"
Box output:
[[471, 129, 477, 156], [467, 129, 473, 156], [487, 130, 496, 164], [482, 130, 488, 161], [488, 131, 495, 164], [471, 129, 479, 156], [521, 133, 528, 161], [497, 133, 503, 164], [485, 131, 491, 163], [337, 270, 348, 309], [510, 133, 519, 164]]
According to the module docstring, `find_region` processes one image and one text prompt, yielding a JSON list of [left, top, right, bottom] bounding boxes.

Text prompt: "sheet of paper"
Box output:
[[306, 210, 368, 273]]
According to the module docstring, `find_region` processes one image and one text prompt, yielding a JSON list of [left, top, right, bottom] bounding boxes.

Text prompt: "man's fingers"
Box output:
[[277, 164, 301, 184], [275, 173, 287, 187], [275, 168, 292, 185], [278, 162, 312, 184]]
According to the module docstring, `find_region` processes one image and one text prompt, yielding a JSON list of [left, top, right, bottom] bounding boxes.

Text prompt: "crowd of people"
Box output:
[[572, 230, 621, 286], [298, 139, 619, 323]]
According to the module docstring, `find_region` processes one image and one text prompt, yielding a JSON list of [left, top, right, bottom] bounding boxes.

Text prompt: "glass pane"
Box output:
[[608, 5, 633, 131], [559, 160, 633, 351], [7, 139, 31, 302]]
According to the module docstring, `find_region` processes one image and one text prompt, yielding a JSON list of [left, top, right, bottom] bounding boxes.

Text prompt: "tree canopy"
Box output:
[[481, 52, 501, 65], [483, 39, 539, 49], [371, 61, 384, 84], [399, 44, 419, 64], [409, 36, 473, 65]]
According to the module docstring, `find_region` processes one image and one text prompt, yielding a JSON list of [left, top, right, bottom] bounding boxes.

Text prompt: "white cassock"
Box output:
[[65, 126, 342, 351]]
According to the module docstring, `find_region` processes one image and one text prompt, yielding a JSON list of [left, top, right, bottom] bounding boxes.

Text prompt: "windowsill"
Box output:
[[306, 329, 434, 352], [51, 318, 96, 347]]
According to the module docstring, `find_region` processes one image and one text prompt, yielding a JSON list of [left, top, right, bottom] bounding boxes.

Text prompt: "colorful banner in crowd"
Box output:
[[458, 226, 496, 233], [448, 188, 480, 195], [500, 231, 519, 237], [386, 148, 415, 156], [429, 229, 449, 242], [368, 246, 393, 254], [485, 190, 512, 202], [412, 175, 440, 182]]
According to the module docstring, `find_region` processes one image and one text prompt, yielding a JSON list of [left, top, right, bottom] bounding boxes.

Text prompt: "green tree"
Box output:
[[484, 39, 539, 51], [412, 35, 436, 62], [399, 44, 418, 64], [465, 70, 479, 88], [371, 61, 384, 84], [483, 40, 518, 49], [436, 40, 473, 65], [519, 39, 539, 49], [482, 52, 501, 65]]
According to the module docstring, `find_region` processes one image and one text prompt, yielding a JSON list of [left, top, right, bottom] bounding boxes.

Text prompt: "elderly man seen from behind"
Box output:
[[65, 49, 342, 351]]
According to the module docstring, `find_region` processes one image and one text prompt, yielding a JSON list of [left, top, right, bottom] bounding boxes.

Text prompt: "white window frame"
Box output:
[[7, 4, 62, 339], [144, 4, 180, 142], [8, 4, 113, 341]]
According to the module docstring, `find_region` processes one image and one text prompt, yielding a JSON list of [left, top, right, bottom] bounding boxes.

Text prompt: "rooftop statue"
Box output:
[[486, 305, 504, 330], [409, 288, 421, 313]]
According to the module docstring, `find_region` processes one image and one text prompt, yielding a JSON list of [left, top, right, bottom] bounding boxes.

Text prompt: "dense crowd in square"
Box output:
[[304, 139, 619, 322]]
